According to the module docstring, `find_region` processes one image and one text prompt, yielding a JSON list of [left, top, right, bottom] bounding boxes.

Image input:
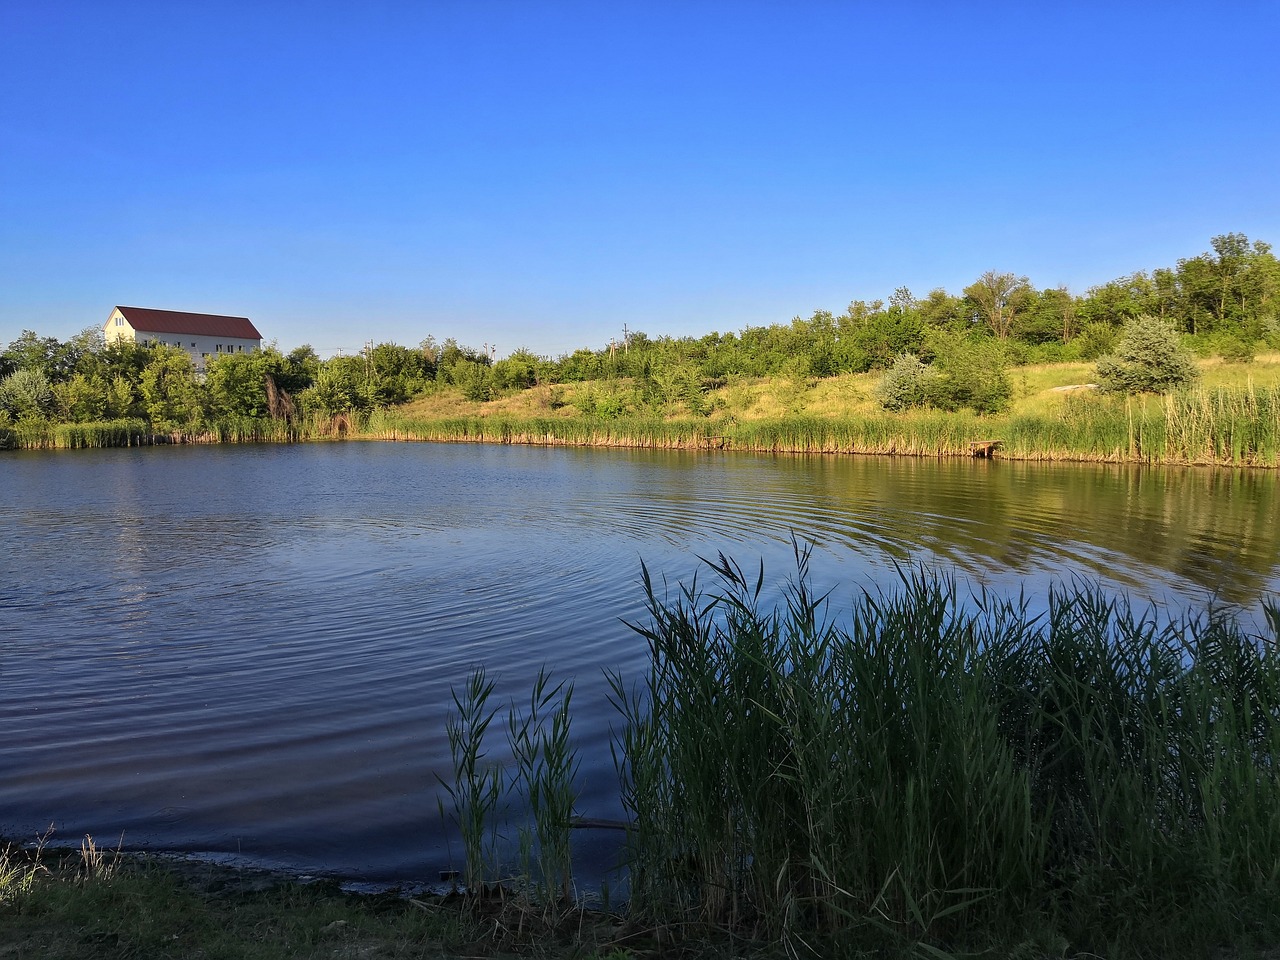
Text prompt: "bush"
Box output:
[[928, 331, 1013, 414], [1075, 322, 1119, 360], [1096, 314, 1200, 394], [1219, 335, 1257, 364], [0, 368, 54, 420], [876, 353, 939, 411]]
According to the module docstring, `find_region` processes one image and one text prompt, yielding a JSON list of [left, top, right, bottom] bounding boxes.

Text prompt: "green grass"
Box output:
[[370, 381, 1280, 466]]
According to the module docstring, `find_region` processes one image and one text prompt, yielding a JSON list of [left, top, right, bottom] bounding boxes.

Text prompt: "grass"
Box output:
[[370, 356, 1280, 465], [440, 548, 1280, 959], [1, 849, 479, 959]]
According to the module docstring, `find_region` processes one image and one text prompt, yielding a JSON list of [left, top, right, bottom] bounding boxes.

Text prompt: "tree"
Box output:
[[0, 369, 54, 420], [54, 373, 111, 422], [1095, 314, 1199, 394], [964, 272, 1032, 339], [139, 347, 200, 426], [927, 330, 1012, 414]]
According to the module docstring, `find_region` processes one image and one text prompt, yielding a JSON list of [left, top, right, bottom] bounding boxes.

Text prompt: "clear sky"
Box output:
[[2, 1, 1277, 359]]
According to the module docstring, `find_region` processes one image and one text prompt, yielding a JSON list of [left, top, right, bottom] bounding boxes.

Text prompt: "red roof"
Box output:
[[114, 306, 263, 341]]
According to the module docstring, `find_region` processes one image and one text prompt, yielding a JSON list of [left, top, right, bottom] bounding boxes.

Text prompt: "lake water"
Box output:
[[2, 442, 1277, 887]]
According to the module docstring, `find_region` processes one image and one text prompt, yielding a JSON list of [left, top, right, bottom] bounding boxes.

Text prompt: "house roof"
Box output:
[[113, 306, 263, 341]]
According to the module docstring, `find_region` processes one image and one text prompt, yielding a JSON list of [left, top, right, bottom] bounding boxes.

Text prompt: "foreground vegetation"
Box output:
[[0, 840, 492, 960], [7, 559, 1280, 958], [441, 553, 1280, 959]]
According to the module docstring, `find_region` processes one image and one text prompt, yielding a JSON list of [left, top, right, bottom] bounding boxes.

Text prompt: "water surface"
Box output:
[[2, 442, 1276, 884]]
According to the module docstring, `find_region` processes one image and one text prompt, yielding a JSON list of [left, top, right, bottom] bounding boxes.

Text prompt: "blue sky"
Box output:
[[2, 2, 1277, 359]]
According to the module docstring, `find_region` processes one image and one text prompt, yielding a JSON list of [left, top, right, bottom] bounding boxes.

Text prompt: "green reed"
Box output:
[[440, 665, 581, 906], [507, 668, 579, 905], [1004, 385, 1280, 465], [53, 419, 151, 448], [603, 548, 1280, 957], [438, 666, 503, 895]]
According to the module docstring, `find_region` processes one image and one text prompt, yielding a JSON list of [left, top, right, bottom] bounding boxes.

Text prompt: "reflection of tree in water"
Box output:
[[760, 456, 1280, 604]]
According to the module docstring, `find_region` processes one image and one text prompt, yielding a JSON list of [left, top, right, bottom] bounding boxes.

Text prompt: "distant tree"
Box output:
[[917, 288, 966, 329], [139, 347, 201, 426], [964, 272, 1032, 340], [54, 373, 110, 422], [0, 369, 55, 420], [204, 353, 270, 418], [492, 349, 541, 392], [927, 330, 1012, 414], [2, 330, 67, 380], [106, 375, 138, 419], [1177, 233, 1279, 337], [1095, 314, 1199, 394]]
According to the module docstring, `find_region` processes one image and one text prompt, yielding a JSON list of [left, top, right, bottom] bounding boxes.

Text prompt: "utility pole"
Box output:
[[622, 323, 630, 354]]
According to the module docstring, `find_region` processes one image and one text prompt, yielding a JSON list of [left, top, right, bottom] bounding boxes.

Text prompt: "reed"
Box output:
[[598, 549, 1280, 957], [366, 410, 984, 456], [54, 419, 150, 449], [437, 666, 503, 895], [507, 668, 579, 905]]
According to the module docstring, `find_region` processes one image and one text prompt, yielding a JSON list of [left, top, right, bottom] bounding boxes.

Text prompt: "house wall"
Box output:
[[103, 309, 260, 372]]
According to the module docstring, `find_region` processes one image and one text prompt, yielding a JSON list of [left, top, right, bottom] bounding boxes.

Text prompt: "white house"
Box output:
[[104, 306, 263, 372]]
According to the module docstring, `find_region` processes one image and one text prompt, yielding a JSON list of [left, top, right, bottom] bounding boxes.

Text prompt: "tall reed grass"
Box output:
[[367, 410, 983, 456], [444, 550, 1280, 957], [605, 547, 1280, 956], [1005, 384, 1280, 465], [369, 384, 1280, 467], [439, 666, 580, 907]]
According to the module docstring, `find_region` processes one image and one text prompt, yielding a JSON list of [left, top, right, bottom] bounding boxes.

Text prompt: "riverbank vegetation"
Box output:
[[4, 233, 1279, 463], [436, 552, 1280, 959], [0, 840, 489, 960]]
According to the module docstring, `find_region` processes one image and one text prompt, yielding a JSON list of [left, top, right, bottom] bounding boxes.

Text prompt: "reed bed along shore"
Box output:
[[1, 415, 344, 450], [367, 383, 1280, 466], [7, 384, 1280, 466], [444, 550, 1280, 959]]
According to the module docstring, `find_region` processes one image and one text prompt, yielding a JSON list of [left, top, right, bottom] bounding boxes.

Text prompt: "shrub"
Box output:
[[0, 368, 54, 420], [929, 331, 1012, 414], [1075, 322, 1119, 360], [1219, 335, 1257, 364], [1096, 314, 1200, 394], [875, 353, 939, 411]]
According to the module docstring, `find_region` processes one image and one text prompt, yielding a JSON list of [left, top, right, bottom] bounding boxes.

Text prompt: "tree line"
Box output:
[[2, 232, 1276, 429]]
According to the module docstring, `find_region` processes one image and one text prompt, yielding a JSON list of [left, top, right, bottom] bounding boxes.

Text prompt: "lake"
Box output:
[[2, 441, 1277, 887]]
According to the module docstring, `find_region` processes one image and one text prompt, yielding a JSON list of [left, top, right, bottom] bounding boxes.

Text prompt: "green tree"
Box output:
[[1095, 314, 1199, 394], [964, 271, 1032, 340], [0, 368, 54, 420], [204, 352, 270, 419], [106, 375, 138, 419], [54, 373, 111, 422], [139, 347, 200, 426]]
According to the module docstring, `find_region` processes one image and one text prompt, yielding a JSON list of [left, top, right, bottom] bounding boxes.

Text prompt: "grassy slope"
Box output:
[[381, 353, 1280, 464]]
